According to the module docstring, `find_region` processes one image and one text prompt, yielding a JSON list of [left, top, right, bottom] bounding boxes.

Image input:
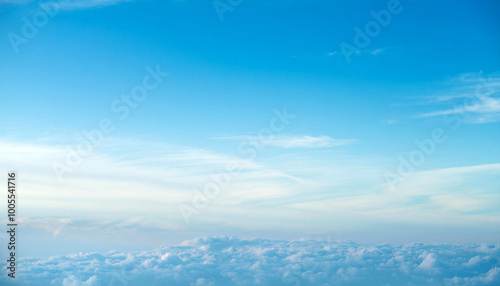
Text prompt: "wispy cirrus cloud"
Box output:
[[214, 134, 357, 149], [10, 216, 183, 239], [0, 136, 499, 253], [415, 71, 500, 123], [14, 218, 73, 237], [0, 137, 302, 226], [328, 48, 386, 57], [417, 97, 500, 123]]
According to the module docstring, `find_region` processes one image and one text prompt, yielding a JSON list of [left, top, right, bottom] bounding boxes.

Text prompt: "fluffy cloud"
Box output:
[[2, 236, 499, 286]]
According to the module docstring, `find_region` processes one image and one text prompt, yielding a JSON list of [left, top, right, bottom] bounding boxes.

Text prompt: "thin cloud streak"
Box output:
[[214, 135, 357, 149], [414, 71, 500, 123]]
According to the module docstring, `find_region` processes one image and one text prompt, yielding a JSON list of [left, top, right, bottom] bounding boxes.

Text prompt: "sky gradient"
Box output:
[[0, 0, 499, 260]]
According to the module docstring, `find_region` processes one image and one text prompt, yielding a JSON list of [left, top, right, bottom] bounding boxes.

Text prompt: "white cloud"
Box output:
[[16, 218, 73, 237], [0, 137, 302, 225], [416, 71, 500, 123], [1, 137, 498, 240], [57, 0, 133, 9], [418, 97, 500, 118], [418, 253, 437, 270], [214, 135, 357, 148], [368, 48, 385, 55], [328, 48, 386, 57], [3, 236, 499, 286]]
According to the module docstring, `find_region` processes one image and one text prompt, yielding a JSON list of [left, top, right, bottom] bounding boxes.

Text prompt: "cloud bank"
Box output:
[[3, 236, 499, 286]]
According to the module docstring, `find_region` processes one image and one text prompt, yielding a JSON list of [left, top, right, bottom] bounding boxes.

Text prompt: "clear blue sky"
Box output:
[[0, 0, 499, 257]]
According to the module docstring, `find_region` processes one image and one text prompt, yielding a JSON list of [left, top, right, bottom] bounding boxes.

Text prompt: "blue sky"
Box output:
[[0, 0, 499, 259]]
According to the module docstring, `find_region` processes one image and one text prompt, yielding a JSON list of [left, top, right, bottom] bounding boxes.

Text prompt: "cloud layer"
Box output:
[[3, 236, 499, 286], [1, 137, 499, 245]]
